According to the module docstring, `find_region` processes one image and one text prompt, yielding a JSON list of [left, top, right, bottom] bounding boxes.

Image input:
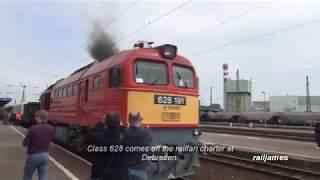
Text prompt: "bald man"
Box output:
[[123, 112, 152, 180]]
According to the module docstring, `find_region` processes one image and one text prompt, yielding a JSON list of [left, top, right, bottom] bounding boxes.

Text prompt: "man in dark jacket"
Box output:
[[123, 112, 152, 180], [22, 110, 55, 180], [2, 110, 9, 125], [89, 115, 106, 180], [314, 120, 320, 150], [89, 112, 126, 180]]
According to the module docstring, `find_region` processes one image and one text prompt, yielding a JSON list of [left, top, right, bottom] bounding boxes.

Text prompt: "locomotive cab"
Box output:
[[121, 43, 200, 179]]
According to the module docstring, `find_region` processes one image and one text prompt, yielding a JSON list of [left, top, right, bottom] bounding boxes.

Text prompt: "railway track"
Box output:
[[16, 125, 320, 180], [200, 124, 315, 142], [199, 152, 320, 180], [201, 122, 314, 130]]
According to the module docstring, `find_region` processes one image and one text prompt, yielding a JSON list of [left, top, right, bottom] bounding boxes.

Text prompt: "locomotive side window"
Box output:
[[173, 65, 194, 88], [80, 82, 85, 96], [80, 80, 88, 102], [72, 84, 78, 96], [109, 66, 120, 87], [67, 85, 72, 96], [134, 60, 167, 85], [93, 75, 101, 90], [63, 87, 67, 97], [58, 89, 62, 97], [85, 80, 89, 102]]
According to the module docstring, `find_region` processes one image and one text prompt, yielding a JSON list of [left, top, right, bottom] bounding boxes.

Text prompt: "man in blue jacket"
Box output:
[[123, 112, 152, 180]]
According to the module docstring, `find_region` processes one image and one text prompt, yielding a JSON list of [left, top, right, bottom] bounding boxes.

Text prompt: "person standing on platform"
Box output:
[[89, 112, 126, 180], [2, 110, 9, 125], [89, 114, 107, 180], [100, 112, 127, 180], [314, 120, 320, 150], [123, 112, 152, 180], [22, 110, 55, 180], [16, 111, 22, 125]]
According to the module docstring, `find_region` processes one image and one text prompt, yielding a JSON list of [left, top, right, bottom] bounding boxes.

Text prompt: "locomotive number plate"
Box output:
[[154, 95, 186, 105]]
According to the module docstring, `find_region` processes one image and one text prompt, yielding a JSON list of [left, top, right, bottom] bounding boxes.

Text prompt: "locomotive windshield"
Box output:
[[134, 60, 168, 85], [173, 65, 194, 88]]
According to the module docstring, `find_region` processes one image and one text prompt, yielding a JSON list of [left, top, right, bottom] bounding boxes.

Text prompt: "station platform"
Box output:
[[200, 132, 320, 162], [0, 124, 91, 180]]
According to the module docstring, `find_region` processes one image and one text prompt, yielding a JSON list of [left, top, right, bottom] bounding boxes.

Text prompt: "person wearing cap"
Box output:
[[123, 112, 152, 180], [89, 112, 126, 180]]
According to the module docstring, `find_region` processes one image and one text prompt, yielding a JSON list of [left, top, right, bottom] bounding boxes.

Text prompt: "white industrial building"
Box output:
[[270, 96, 320, 112]]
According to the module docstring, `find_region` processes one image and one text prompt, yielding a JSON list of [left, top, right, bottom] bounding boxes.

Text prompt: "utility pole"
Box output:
[[262, 91, 266, 127], [236, 69, 240, 91], [306, 76, 311, 112], [20, 83, 27, 114], [222, 64, 229, 112], [262, 91, 266, 112], [21, 84, 27, 103], [236, 69, 240, 112], [210, 86, 213, 107]]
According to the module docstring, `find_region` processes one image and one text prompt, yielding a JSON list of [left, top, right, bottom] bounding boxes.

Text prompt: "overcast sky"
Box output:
[[0, 0, 320, 105]]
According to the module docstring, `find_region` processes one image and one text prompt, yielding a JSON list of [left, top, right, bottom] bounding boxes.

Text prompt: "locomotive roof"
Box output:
[[53, 48, 193, 89]]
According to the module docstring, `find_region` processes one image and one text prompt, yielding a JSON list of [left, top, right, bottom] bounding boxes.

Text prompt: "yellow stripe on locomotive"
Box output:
[[127, 91, 199, 127]]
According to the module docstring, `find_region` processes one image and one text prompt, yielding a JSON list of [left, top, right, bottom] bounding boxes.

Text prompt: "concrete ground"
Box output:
[[0, 124, 91, 180], [3, 122, 319, 180]]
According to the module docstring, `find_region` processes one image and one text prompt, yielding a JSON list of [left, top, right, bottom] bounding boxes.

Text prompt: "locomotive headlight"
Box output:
[[157, 44, 177, 59], [193, 128, 201, 136]]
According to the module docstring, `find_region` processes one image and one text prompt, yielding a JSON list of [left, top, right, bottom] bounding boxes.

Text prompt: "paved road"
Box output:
[[0, 124, 91, 180], [200, 132, 320, 162]]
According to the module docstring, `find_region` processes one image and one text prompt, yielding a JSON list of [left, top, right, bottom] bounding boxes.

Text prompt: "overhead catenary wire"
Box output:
[[2, 1, 139, 89], [48, 0, 193, 84], [42, 1, 139, 85], [114, 0, 192, 44], [54, 0, 191, 77], [51, 0, 138, 73], [0, 58, 58, 78], [189, 18, 320, 57], [175, 1, 274, 43]]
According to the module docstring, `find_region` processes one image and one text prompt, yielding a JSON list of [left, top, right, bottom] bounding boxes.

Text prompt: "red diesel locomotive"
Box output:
[[40, 43, 200, 179]]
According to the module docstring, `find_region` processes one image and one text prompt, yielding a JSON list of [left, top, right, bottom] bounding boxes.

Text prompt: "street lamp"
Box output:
[[261, 91, 266, 112], [262, 91, 267, 127]]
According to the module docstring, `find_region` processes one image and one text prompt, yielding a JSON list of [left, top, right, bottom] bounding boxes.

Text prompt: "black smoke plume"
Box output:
[[88, 22, 118, 61]]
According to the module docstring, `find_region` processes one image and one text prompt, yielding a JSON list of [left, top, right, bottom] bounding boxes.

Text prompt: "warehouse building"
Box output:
[[252, 101, 270, 112], [270, 96, 320, 112]]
